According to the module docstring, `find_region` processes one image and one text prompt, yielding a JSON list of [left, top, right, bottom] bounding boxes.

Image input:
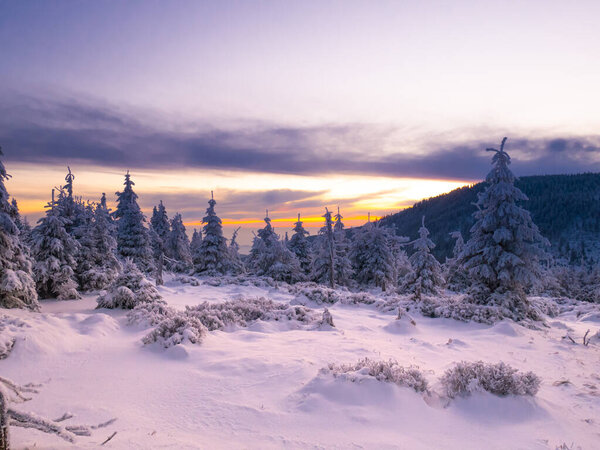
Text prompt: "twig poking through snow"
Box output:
[[101, 431, 117, 445]]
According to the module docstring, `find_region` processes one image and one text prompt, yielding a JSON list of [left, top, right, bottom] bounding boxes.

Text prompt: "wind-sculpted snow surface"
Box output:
[[1, 278, 599, 449]]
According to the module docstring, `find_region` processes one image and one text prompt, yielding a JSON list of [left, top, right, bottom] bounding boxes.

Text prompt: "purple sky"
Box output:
[[1, 0, 599, 245]]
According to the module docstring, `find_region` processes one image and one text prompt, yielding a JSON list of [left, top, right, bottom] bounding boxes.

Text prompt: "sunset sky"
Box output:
[[2, 1, 599, 247]]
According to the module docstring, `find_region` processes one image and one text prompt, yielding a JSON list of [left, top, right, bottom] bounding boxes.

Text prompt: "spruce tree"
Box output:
[[114, 171, 154, 273], [405, 216, 444, 299], [350, 222, 395, 291], [30, 189, 80, 299], [0, 148, 39, 310], [249, 210, 302, 282], [228, 227, 246, 275], [78, 193, 121, 290], [10, 198, 32, 244], [288, 213, 312, 276], [194, 192, 230, 275], [150, 201, 170, 257], [311, 208, 335, 287], [167, 213, 192, 272], [190, 228, 203, 269], [444, 231, 468, 292], [333, 207, 353, 286], [460, 137, 549, 318]]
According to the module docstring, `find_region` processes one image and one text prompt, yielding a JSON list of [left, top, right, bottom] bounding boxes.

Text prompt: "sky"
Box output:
[[1, 0, 599, 248]]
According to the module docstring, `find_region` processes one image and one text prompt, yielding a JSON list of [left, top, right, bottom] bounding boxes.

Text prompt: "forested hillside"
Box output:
[[379, 173, 600, 265]]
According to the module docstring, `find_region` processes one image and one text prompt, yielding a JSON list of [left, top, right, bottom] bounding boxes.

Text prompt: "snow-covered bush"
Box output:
[[325, 358, 429, 393], [440, 361, 541, 398], [416, 296, 513, 324], [320, 308, 335, 327], [142, 313, 207, 348], [291, 284, 345, 304], [0, 315, 30, 360], [96, 259, 162, 309], [185, 297, 319, 331], [127, 300, 175, 327]]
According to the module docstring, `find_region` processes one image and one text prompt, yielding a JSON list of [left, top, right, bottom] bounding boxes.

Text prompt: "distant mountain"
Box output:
[[379, 173, 600, 265]]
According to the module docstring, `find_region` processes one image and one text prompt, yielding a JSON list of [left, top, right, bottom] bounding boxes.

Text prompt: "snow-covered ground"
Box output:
[[2, 277, 599, 449]]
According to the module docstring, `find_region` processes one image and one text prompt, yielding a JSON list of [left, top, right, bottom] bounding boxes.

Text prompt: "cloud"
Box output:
[[2, 93, 599, 179], [135, 188, 327, 220]]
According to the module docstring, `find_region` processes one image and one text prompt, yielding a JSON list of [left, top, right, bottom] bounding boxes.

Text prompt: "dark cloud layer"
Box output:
[[2, 94, 599, 179]]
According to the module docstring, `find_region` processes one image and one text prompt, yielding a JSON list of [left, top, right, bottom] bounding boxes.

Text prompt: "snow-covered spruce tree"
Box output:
[[166, 213, 192, 272], [350, 221, 396, 291], [405, 216, 444, 299], [578, 264, 600, 303], [190, 228, 202, 257], [288, 213, 312, 276], [311, 208, 336, 287], [114, 171, 154, 273], [77, 194, 121, 290], [194, 192, 230, 275], [228, 227, 245, 275], [96, 258, 161, 309], [150, 201, 170, 244], [72, 200, 97, 291], [460, 137, 549, 319], [150, 200, 170, 262], [444, 230, 469, 292], [30, 189, 80, 300], [248, 210, 302, 282], [0, 149, 39, 310], [333, 207, 353, 286], [389, 234, 411, 289], [10, 198, 32, 244]]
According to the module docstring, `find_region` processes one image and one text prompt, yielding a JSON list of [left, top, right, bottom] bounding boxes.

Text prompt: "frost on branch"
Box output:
[[185, 297, 319, 331], [96, 259, 162, 309], [324, 358, 429, 393], [0, 376, 115, 448], [142, 313, 207, 348], [127, 300, 175, 327], [440, 361, 541, 398]]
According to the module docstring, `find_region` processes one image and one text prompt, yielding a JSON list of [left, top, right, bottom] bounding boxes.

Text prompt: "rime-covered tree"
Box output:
[[96, 259, 161, 309], [0, 149, 39, 310], [190, 228, 202, 253], [166, 213, 192, 272], [444, 230, 468, 292], [333, 207, 353, 285], [228, 227, 245, 275], [249, 210, 302, 282], [405, 217, 444, 299], [350, 222, 395, 291], [73, 200, 97, 290], [114, 171, 154, 272], [10, 198, 32, 244], [194, 192, 230, 275], [288, 213, 312, 276], [30, 189, 80, 299], [150, 201, 170, 258], [78, 194, 121, 290], [311, 208, 336, 287], [460, 137, 549, 318]]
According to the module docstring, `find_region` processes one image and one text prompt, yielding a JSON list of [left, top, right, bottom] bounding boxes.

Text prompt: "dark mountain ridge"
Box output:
[[378, 172, 600, 265]]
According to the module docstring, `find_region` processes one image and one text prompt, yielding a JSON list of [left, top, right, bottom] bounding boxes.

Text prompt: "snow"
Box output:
[[1, 276, 599, 449]]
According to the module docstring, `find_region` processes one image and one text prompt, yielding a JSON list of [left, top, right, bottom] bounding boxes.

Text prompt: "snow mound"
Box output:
[[491, 320, 523, 337]]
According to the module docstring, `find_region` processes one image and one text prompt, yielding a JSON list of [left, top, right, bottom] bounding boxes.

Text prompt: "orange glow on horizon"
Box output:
[[184, 214, 382, 229]]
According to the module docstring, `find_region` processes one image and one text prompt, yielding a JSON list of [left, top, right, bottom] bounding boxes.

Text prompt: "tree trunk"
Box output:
[[0, 388, 9, 450]]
